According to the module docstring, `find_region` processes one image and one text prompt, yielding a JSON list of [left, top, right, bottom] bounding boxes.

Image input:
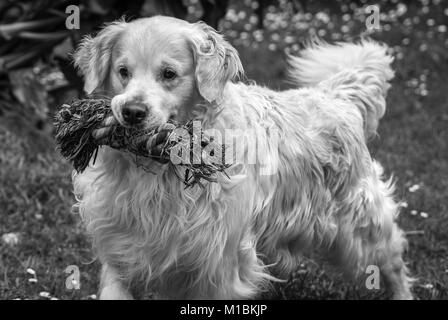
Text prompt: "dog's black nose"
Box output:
[[122, 104, 147, 125]]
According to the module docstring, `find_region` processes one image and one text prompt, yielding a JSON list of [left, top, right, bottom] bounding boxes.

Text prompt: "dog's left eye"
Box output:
[[119, 66, 129, 79], [162, 68, 177, 80]]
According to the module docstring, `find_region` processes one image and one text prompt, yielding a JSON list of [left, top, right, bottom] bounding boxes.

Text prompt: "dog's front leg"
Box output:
[[99, 263, 133, 300]]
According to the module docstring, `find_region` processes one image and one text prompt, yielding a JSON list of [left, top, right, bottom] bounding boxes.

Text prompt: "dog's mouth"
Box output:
[[111, 103, 127, 127]]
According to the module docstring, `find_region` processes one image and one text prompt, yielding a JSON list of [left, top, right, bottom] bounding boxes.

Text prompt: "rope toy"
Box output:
[[54, 98, 229, 188]]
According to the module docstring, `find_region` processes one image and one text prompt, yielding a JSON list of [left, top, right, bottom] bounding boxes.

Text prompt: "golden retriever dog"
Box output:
[[73, 16, 413, 299]]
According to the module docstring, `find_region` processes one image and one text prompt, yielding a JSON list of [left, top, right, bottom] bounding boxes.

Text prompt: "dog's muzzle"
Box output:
[[121, 103, 148, 125]]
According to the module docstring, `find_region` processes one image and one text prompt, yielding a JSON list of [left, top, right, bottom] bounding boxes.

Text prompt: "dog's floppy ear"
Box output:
[[73, 21, 126, 94], [189, 22, 243, 103]]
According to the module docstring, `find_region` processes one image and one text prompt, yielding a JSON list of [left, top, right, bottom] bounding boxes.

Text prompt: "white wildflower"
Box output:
[[2, 233, 20, 246], [26, 268, 36, 276]]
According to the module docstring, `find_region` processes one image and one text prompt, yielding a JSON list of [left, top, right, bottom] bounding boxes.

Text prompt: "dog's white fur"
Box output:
[[73, 16, 413, 299]]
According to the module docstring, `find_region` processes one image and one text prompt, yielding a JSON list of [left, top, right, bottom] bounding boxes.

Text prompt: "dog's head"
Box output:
[[73, 16, 243, 128]]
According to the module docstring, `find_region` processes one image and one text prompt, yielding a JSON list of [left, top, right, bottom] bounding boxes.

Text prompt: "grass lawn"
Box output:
[[1, 1, 447, 299]]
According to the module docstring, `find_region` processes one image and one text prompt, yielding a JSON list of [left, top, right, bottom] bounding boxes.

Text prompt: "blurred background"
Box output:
[[0, 0, 447, 300]]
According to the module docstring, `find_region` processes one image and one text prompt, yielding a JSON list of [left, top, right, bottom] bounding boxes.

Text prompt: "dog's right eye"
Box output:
[[118, 67, 129, 79]]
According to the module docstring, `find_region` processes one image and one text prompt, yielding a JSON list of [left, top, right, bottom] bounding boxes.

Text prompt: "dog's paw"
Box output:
[[100, 285, 134, 300]]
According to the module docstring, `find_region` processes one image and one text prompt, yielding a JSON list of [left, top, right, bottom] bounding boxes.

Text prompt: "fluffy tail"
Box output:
[[288, 40, 394, 139]]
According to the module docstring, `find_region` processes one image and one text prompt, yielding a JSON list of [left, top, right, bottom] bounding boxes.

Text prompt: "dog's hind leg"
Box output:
[[377, 222, 414, 300], [328, 164, 413, 299], [330, 213, 413, 299]]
